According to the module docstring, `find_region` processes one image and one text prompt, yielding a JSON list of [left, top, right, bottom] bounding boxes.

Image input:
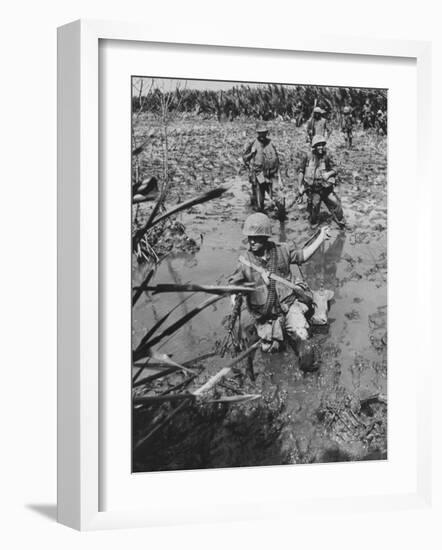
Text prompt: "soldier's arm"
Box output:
[[323, 154, 337, 179], [295, 227, 330, 264], [297, 155, 307, 194], [273, 143, 280, 165], [242, 140, 256, 165], [228, 264, 247, 285]]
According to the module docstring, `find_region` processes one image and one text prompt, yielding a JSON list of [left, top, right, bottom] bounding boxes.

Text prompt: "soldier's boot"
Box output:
[[324, 192, 345, 228], [309, 193, 321, 226]]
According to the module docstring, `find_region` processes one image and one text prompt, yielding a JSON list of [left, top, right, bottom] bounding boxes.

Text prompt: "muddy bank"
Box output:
[[132, 117, 387, 470]]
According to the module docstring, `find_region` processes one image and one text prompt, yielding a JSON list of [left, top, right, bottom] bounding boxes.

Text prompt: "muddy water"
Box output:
[[133, 129, 387, 463]]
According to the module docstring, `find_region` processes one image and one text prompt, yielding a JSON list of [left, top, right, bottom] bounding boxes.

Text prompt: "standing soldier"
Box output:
[[341, 105, 354, 148], [375, 108, 387, 135], [243, 125, 281, 212], [306, 106, 329, 144], [361, 99, 373, 130], [293, 100, 304, 127], [229, 212, 330, 368], [298, 135, 345, 228]]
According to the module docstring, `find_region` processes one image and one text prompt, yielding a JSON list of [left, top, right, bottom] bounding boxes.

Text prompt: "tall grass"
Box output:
[[132, 83, 387, 122]]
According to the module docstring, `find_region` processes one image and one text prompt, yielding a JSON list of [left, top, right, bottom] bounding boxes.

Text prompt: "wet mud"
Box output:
[[132, 117, 387, 471]]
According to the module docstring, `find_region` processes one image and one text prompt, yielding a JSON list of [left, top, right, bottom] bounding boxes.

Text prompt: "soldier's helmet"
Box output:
[[377, 109, 383, 115], [343, 106, 351, 114], [312, 135, 327, 148], [256, 123, 269, 134], [313, 106, 325, 114], [242, 213, 272, 237]]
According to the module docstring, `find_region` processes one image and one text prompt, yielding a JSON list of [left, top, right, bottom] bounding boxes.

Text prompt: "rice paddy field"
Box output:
[[131, 112, 387, 472]]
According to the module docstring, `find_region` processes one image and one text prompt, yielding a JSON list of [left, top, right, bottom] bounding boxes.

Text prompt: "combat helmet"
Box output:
[[313, 106, 325, 114], [256, 123, 269, 134], [312, 135, 327, 148], [242, 213, 272, 237], [343, 106, 351, 114]]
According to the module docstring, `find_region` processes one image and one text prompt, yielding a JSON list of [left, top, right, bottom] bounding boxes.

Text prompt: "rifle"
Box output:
[[238, 256, 313, 306], [287, 188, 306, 210], [219, 293, 244, 357], [307, 98, 318, 142]]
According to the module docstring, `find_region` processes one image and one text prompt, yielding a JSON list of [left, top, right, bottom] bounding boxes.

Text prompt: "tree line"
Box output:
[[132, 83, 387, 122]]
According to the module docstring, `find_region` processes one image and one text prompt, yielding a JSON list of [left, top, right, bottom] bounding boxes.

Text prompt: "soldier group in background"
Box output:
[[361, 99, 387, 134], [242, 95, 385, 226]]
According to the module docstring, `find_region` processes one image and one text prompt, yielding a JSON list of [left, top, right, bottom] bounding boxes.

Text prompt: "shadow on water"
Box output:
[[303, 230, 346, 289], [133, 397, 291, 472]]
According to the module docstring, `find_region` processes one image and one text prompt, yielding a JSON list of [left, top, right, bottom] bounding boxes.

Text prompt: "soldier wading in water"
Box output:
[[242, 125, 281, 212], [230, 213, 330, 370], [298, 135, 345, 228]]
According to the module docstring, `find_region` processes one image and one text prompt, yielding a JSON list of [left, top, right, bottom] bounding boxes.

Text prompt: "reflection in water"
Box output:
[[165, 257, 200, 351], [303, 231, 346, 290]]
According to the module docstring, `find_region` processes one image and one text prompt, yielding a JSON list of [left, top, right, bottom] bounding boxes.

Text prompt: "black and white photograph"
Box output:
[[131, 77, 388, 473]]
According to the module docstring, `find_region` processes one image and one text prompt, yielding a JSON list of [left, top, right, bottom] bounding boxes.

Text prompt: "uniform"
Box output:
[[232, 242, 312, 348], [306, 117, 328, 142], [243, 136, 281, 206], [243, 138, 279, 179], [298, 151, 344, 225]]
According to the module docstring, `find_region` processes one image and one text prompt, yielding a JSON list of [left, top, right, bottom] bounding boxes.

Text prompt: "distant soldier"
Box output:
[[375, 109, 387, 135], [293, 100, 304, 127], [306, 107, 329, 144], [361, 99, 373, 130], [243, 125, 281, 211], [298, 135, 345, 228], [341, 105, 354, 147]]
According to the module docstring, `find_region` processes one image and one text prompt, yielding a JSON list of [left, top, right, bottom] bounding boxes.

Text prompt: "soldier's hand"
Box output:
[[320, 225, 331, 241], [269, 340, 281, 353]]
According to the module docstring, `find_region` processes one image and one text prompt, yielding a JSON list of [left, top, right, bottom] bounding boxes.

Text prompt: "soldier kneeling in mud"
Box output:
[[298, 135, 346, 229], [229, 213, 330, 370]]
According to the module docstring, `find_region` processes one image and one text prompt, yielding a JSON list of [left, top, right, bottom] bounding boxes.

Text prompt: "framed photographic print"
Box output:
[[57, 19, 432, 530]]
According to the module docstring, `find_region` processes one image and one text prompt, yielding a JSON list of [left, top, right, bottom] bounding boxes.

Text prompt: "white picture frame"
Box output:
[[57, 19, 432, 531]]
